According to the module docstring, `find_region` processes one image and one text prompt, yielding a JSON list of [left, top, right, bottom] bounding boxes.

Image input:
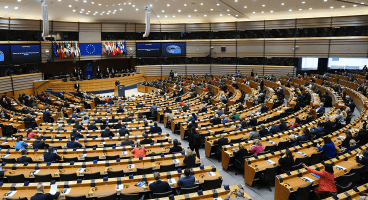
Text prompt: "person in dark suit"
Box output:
[[43, 109, 52, 123], [320, 116, 333, 135], [17, 150, 33, 163], [149, 122, 162, 134], [70, 128, 84, 139], [200, 105, 207, 113], [279, 119, 288, 131], [236, 103, 244, 111], [96, 66, 101, 78], [240, 118, 247, 129], [259, 125, 269, 137], [260, 104, 268, 113], [43, 147, 61, 162], [316, 103, 325, 115], [289, 129, 309, 146], [310, 124, 325, 137], [87, 122, 98, 130], [115, 79, 120, 86], [210, 114, 221, 125], [214, 134, 229, 147], [248, 115, 257, 127], [107, 99, 114, 105], [73, 67, 78, 77], [95, 117, 104, 124], [73, 121, 85, 130], [177, 168, 195, 194], [260, 80, 264, 91], [106, 68, 110, 77], [31, 184, 60, 200], [122, 115, 131, 122], [119, 125, 130, 136], [67, 136, 83, 148], [356, 149, 368, 180], [116, 106, 124, 113], [187, 120, 199, 130], [250, 69, 254, 77], [33, 136, 49, 149], [24, 114, 35, 122], [101, 127, 114, 138], [109, 115, 118, 123], [233, 144, 249, 161], [140, 134, 154, 145], [121, 134, 134, 146], [63, 100, 70, 108], [149, 172, 172, 193], [113, 121, 122, 129], [74, 82, 80, 90], [269, 123, 281, 134], [278, 149, 295, 172], [169, 139, 182, 154]]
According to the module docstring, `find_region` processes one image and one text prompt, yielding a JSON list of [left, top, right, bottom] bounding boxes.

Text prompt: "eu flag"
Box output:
[[80, 43, 102, 56]]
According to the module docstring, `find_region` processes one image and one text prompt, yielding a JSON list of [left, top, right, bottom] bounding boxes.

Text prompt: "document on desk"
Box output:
[[122, 151, 128, 155], [266, 160, 275, 164], [81, 154, 87, 158], [77, 168, 85, 173], [207, 172, 216, 176], [32, 170, 40, 174], [302, 177, 314, 183], [168, 178, 176, 184], [5, 191, 17, 197], [50, 184, 58, 195], [61, 188, 71, 195], [296, 152, 306, 156], [214, 198, 223, 200], [128, 164, 135, 168], [173, 159, 180, 163], [2, 154, 9, 158], [115, 184, 124, 190], [334, 165, 346, 171]]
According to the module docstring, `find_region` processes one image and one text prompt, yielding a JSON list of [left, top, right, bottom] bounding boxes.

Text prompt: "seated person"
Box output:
[[131, 141, 147, 158], [224, 189, 250, 200], [70, 128, 84, 138], [269, 123, 281, 134], [109, 115, 118, 123], [31, 184, 60, 200], [169, 139, 182, 153], [177, 169, 195, 194], [210, 114, 221, 125], [101, 127, 114, 138], [26, 128, 40, 139], [341, 130, 353, 148], [66, 136, 82, 148], [248, 126, 259, 140], [356, 149, 368, 180], [44, 147, 61, 162], [73, 121, 85, 130], [233, 144, 249, 161], [17, 149, 33, 163], [24, 114, 35, 122], [33, 136, 49, 149], [121, 134, 134, 146], [15, 136, 28, 150], [119, 125, 130, 136], [317, 137, 337, 160], [248, 139, 264, 156], [289, 129, 309, 146], [149, 172, 172, 193], [310, 123, 325, 137], [140, 134, 154, 145], [87, 122, 98, 130], [183, 149, 196, 168], [149, 122, 162, 134], [259, 125, 269, 137], [214, 134, 229, 147], [278, 149, 295, 172]]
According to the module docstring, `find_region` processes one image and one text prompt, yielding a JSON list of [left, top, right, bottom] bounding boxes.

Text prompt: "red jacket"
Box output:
[[131, 147, 147, 158], [307, 168, 337, 193]]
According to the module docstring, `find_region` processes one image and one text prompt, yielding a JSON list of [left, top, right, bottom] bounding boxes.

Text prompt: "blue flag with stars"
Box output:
[[79, 43, 102, 56]]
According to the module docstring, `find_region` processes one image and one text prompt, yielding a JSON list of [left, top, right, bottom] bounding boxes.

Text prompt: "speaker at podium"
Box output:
[[114, 85, 125, 97]]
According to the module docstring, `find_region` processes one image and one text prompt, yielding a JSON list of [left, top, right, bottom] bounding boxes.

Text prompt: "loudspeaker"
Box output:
[[221, 47, 226, 52]]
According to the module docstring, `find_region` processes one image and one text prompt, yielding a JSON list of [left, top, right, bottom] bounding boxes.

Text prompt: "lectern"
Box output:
[[114, 85, 125, 97]]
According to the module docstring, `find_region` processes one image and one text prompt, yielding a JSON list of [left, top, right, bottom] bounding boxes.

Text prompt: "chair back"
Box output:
[[262, 166, 278, 182], [294, 156, 308, 165], [181, 185, 200, 194], [65, 195, 86, 200], [105, 155, 119, 160], [120, 193, 140, 200], [97, 193, 117, 200], [7, 174, 25, 183], [84, 156, 99, 162], [152, 191, 173, 199], [295, 183, 313, 200], [290, 163, 303, 171], [35, 174, 52, 182], [60, 173, 78, 181], [63, 157, 79, 162], [107, 170, 125, 178], [277, 141, 289, 151], [84, 172, 101, 180], [337, 173, 355, 187], [308, 151, 323, 165], [202, 177, 222, 191], [264, 145, 277, 152], [160, 164, 175, 172], [137, 167, 153, 175], [2, 158, 17, 163]]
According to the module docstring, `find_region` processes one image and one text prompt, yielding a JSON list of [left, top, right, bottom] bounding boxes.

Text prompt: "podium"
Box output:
[[114, 85, 125, 97]]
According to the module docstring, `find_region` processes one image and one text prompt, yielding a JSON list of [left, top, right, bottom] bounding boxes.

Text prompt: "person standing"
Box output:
[[189, 127, 201, 159], [251, 69, 254, 77], [115, 79, 120, 86], [170, 70, 174, 79]]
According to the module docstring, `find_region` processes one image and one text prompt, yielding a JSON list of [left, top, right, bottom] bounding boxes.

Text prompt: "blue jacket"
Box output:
[[318, 142, 336, 159], [119, 128, 130, 136], [17, 156, 33, 163], [70, 132, 84, 139], [149, 180, 172, 193], [310, 127, 324, 135], [44, 152, 61, 162], [87, 125, 98, 130], [269, 125, 280, 134], [201, 107, 207, 113], [261, 106, 268, 113], [15, 141, 28, 150], [279, 123, 288, 131], [222, 117, 230, 124], [316, 106, 325, 114], [31, 192, 60, 200], [187, 116, 197, 122], [33, 140, 49, 149], [177, 176, 195, 190], [43, 112, 52, 121], [150, 126, 162, 134], [67, 141, 82, 148], [291, 135, 309, 146]]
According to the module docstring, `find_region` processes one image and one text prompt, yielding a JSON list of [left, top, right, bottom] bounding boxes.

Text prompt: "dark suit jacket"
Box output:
[[269, 125, 281, 134], [169, 146, 183, 154], [119, 128, 130, 136], [31, 192, 60, 200], [33, 140, 49, 149], [279, 123, 288, 131], [73, 125, 85, 130], [260, 106, 268, 113], [149, 180, 172, 193], [121, 139, 134, 146], [109, 119, 118, 123], [210, 118, 221, 125], [67, 141, 82, 148], [259, 128, 269, 137], [356, 156, 368, 172], [101, 130, 114, 138], [44, 152, 61, 162], [17, 156, 33, 163], [24, 117, 35, 122], [248, 118, 257, 127], [214, 138, 229, 147], [140, 138, 154, 145], [74, 84, 79, 89], [150, 126, 162, 134], [87, 125, 98, 130], [122, 117, 131, 122]]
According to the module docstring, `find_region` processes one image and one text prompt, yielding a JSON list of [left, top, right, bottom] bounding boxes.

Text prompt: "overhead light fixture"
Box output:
[[188, 15, 191, 17], [178, 9, 181, 12], [136, 8, 138, 10], [4, 6, 8, 8], [235, 14, 238, 16], [73, 10, 76, 12], [165, 15, 167, 18], [157, 15, 160, 17], [244, 6, 247, 8], [302, 1, 305, 3], [261, 11, 264, 13], [262, 4, 265, 7], [361, 2, 365, 4], [120, 8, 122, 11], [173, 15, 175, 17], [220, 14, 222, 16], [150, 4, 152, 7], [118, 3, 120, 5], [330, 6, 333, 8], [83, 0, 87, 2], [228, 13, 230, 15], [128, 3, 131, 5], [281, 3, 284, 5], [194, 9, 197, 11], [309, 7, 312, 10], [299, 8, 302, 10], [167, 4, 170, 6], [132, 5, 135, 7], [162, 10, 164, 12], [17, 0, 21, 2], [289, 9, 292, 11], [270, 10, 273, 12], [210, 8, 213, 11], [354, 4, 357, 6], [324, 0, 327, 2], [341, 5, 345, 8], [204, 14, 207, 16], [184, 4, 187, 6], [200, 3, 203, 5], [91, 2, 94, 4], [98, 3, 101, 6], [252, 11, 255, 13], [227, 9, 229, 11], [217, 3, 220, 6], [235, 0, 238, 2]]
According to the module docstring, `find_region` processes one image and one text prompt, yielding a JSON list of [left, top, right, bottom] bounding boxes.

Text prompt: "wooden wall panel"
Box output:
[[332, 16, 368, 27], [0, 77, 12, 94], [186, 65, 211, 76], [211, 40, 237, 57], [136, 65, 161, 76], [211, 65, 236, 76], [265, 39, 295, 57], [294, 38, 330, 57], [237, 39, 264, 57], [296, 17, 331, 28], [41, 42, 52, 63], [0, 18, 9, 30], [186, 40, 210, 57], [162, 65, 186, 76], [237, 21, 264, 30], [12, 73, 43, 91], [264, 66, 294, 77], [265, 19, 295, 30], [161, 24, 185, 32], [237, 65, 264, 76], [211, 23, 236, 32], [329, 37, 368, 58], [102, 23, 125, 32], [186, 23, 210, 32], [79, 23, 101, 32], [53, 21, 79, 32], [10, 19, 40, 31]]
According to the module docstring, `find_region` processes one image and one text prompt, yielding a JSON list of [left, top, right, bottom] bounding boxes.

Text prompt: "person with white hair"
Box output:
[[224, 188, 250, 200], [30, 184, 60, 200]]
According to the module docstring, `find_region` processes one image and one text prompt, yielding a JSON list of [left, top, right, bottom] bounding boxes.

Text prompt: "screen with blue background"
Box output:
[[11, 45, 40, 64], [0, 45, 10, 65], [80, 43, 102, 56], [136, 43, 161, 57], [162, 43, 186, 57], [328, 58, 368, 70]]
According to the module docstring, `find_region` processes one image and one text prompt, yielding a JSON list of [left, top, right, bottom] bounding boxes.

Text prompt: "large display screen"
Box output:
[[136, 43, 161, 57], [0, 45, 10, 65], [328, 58, 368, 70], [299, 57, 319, 70], [162, 42, 186, 57], [11, 45, 41, 64]]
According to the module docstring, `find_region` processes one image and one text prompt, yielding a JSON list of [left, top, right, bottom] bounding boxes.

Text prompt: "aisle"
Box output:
[[157, 122, 274, 200]]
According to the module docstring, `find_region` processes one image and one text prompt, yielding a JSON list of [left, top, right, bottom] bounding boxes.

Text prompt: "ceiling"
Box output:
[[1, 0, 368, 24]]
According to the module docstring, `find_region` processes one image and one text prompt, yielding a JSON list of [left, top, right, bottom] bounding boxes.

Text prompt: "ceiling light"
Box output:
[[17, 0, 21, 2], [235, 14, 238, 17], [124, 3, 126, 5], [178, 9, 181, 12], [330, 6, 333, 8], [112, 4, 114, 6], [299, 8, 302, 10], [120, 8, 122, 11], [173, 15, 175, 17], [91, 2, 94, 4], [157, 15, 160, 17], [132, 5, 135, 7], [167, 4, 170, 6], [200, 3, 203, 5], [281, 3, 284, 5], [118, 3, 120, 5], [228, 14, 230, 15], [69, 5, 72, 7], [302, 1, 305, 3], [262, 4, 265, 7], [150, 4, 152, 7], [341, 5, 345, 8], [217, 4, 220, 6], [93, 13, 96, 15], [220, 14, 222, 16], [4, 6, 8, 8], [289, 9, 292, 11], [136, 8, 138, 11], [128, 3, 131, 5], [227, 9, 230, 11], [107, 13, 109, 15], [58, 0, 61, 1], [106, 5, 108, 6], [361, 2, 365, 4], [81, 9, 84, 11], [235, 0, 238, 2], [270, 10, 273, 12], [86, 13, 89, 14], [354, 4, 357, 6], [244, 6, 247, 8], [98, 3, 101, 6], [83, 0, 87, 2], [252, 11, 255, 13], [194, 9, 197, 11], [184, 4, 187, 6], [162, 10, 164, 12], [165, 15, 167, 18], [261, 11, 264, 13], [204, 14, 207, 17], [309, 7, 312, 10], [210, 8, 213, 11], [324, 0, 327, 2], [188, 15, 191, 17]]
